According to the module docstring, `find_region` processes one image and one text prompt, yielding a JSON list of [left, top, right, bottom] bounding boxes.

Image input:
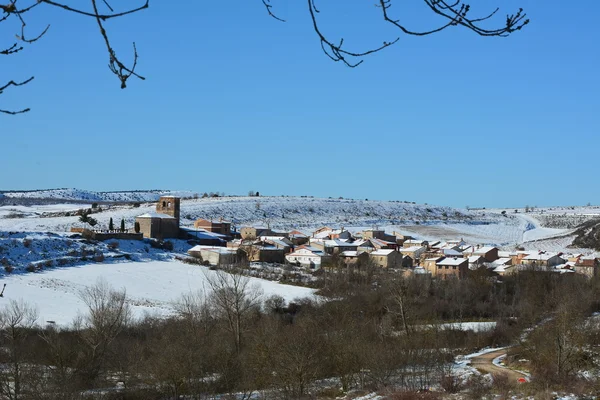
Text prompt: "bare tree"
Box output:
[[205, 269, 263, 354], [0, 299, 38, 400], [2, 0, 528, 114], [1, 0, 147, 114], [75, 278, 131, 384]]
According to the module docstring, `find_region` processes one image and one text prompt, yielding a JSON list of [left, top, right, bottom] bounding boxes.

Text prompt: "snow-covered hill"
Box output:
[[0, 195, 482, 233], [0, 188, 198, 202]]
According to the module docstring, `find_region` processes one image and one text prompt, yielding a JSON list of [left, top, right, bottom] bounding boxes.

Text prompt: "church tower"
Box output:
[[156, 196, 181, 226]]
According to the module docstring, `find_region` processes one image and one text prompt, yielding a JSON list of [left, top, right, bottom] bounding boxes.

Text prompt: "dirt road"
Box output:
[[470, 349, 527, 382]]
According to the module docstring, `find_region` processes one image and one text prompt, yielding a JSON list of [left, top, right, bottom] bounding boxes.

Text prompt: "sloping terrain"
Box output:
[[570, 218, 600, 251]]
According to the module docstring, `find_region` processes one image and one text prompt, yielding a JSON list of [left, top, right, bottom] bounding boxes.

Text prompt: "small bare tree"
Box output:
[[74, 278, 131, 384], [0, 299, 38, 400], [205, 269, 263, 354]]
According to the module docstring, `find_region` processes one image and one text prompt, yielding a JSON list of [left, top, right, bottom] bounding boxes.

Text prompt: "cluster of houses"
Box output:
[[133, 197, 599, 279]]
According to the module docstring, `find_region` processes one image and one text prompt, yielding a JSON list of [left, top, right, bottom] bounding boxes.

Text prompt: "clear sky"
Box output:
[[1, 1, 598, 208]]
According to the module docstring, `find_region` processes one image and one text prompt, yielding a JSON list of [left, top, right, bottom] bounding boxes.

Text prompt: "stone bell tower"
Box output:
[[156, 196, 181, 226]]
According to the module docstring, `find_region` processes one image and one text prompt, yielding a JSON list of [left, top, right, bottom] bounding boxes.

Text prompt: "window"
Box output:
[[162, 201, 166, 207]]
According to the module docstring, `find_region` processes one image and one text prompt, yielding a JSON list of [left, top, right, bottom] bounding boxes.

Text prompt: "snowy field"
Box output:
[[1, 260, 316, 327]]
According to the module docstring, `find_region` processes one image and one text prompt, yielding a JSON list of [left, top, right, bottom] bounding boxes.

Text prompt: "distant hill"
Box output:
[[0, 188, 198, 203]]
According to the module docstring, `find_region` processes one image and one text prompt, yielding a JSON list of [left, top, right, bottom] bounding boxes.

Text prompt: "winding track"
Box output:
[[470, 349, 527, 382]]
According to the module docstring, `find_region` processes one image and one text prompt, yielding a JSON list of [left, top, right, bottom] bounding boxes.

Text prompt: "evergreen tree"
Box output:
[[120, 218, 125, 232], [134, 221, 140, 233], [109, 217, 114, 231]]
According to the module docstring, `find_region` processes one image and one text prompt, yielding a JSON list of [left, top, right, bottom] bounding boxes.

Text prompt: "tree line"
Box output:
[[1, 264, 599, 399]]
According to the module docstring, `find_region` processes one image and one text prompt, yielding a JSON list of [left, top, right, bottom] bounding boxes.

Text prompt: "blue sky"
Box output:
[[1, 0, 598, 208]]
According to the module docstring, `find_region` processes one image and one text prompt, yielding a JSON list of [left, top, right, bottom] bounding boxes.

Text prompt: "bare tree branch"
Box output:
[[261, 0, 528, 68]]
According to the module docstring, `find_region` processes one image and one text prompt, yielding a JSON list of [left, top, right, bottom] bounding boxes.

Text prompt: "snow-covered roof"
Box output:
[[136, 212, 176, 219], [288, 230, 308, 238], [188, 245, 236, 254], [371, 249, 395, 256], [523, 252, 562, 261], [497, 251, 513, 258], [405, 239, 427, 245], [443, 249, 462, 257], [324, 239, 357, 248], [182, 227, 226, 238], [468, 255, 483, 263], [473, 246, 497, 254], [437, 258, 467, 266], [401, 246, 425, 252], [493, 265, 513, 273], [492, 258, 511, 266], [263, 238, 291, 248], [340, 251, 359, 257]]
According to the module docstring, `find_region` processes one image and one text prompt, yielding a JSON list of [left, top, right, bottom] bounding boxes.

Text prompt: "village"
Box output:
[[104, 195, 599, 280]]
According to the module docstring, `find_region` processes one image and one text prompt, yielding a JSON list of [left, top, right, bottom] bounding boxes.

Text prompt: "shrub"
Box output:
[[23, 238, 32, 248], [44, 260, 53, 268], [440, 373, 463, 394], [4, 265, 14, 273], [94, 253, 105, 262], [108, 241, 119, 250], [26, 264, 36, 273]]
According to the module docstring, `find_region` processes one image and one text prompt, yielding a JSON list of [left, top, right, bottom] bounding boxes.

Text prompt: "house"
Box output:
[[187, 245, 240, 266], [468, 255, 485, 270], [193, 218, 231, 236], [399, 245, 427, 260], [285, 246, 331, 270], [288, 230, 310, 246], [240, 226, 272, 240], [392, 232, 414, 246], [323, 239, 359, 255], [493, 264, 517, 276], [441, 248, 463, 258], [423, 256, 445, 276], [472, 246, 499, 262], [521, 252, 566, 268], [356, 238, 397, 253], [259, 237, 293, 253], [339, 250, 370, 266], [135, 196, 181, 239], [312, 226, 333, 238], [490, 258, 513, 275], [368, 249, 403, 268], [435, 258, 468, 279], [362, 229, 397, 243], [181, 227, 227, 246], [428, 241, 442, 249], [403, 239, 429, 249], [574, 256, 599, 278], [239, 244, 286, 264]]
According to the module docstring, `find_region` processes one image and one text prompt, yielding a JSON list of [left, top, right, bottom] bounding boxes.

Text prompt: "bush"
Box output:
[[94, 253, 105, 262], [149, 240, 173, 251], [108, 241, 119, 250], [23, 238, 32, 248], [44, 260, 53, 268], [26, 264, 36, 273], [4, 265, 14, 273], [491, 373, 514, 398], [440, 373, 463, 394]]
